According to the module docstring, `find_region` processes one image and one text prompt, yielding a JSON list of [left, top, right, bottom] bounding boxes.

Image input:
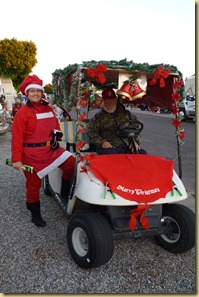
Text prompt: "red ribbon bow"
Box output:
[[87, 64, 107, 84], [149, 66, 170, 88]]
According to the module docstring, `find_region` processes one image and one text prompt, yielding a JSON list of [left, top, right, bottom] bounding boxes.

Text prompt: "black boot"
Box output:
[[61, 178, 71, 200], [26, 202, 46, 227]]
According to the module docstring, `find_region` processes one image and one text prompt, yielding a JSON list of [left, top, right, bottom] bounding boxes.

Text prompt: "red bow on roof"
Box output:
[[87, 64, 107, 84], [149, 66, 170, 88]]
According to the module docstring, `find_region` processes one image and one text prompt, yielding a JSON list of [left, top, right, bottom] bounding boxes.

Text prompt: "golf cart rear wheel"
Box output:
[[155, 204, 195, 253], [42, 175, 52, 196], [67, 213, 114, 269]]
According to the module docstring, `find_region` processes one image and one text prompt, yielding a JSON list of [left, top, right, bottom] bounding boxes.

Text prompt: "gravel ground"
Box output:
[[0, 132, 196, 294]]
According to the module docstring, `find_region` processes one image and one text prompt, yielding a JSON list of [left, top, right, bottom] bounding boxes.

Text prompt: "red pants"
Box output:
[[23, 155, 75, 203]]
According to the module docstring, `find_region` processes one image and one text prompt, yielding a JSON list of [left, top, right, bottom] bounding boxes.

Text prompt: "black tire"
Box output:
[[155, 204, 195, 253], [67, 213, 114, 269], [42, 175, 52, 196]]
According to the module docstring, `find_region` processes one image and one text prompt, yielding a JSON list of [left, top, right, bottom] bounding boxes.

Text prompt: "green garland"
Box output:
[[81, 59, 181, 75], [52, 59, 183, 108]]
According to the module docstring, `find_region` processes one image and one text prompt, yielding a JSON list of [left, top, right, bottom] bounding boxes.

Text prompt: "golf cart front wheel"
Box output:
[[67, 213, 114, 269], [155, 204, 195, 253]]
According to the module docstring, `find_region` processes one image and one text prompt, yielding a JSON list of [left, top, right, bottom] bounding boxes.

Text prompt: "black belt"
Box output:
[[23, 141, 51, 147]]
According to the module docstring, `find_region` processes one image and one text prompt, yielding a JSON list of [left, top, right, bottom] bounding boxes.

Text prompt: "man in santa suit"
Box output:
[[11, 75, 75, 227]]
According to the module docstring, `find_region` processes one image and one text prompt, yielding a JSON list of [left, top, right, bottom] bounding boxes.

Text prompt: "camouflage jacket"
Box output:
[[87, 104, 141, 148]]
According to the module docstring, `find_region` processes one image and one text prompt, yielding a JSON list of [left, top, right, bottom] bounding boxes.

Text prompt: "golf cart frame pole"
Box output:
[[176, 132, 182, 179]]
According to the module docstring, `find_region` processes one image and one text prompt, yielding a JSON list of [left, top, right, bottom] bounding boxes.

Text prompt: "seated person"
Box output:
[[87, 88, 146, 155]]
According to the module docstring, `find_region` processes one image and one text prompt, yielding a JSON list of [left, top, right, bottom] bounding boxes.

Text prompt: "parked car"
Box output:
[[0, 103, 9, 135], [179, 95, 195, 121], [137, 104, 150, 111]]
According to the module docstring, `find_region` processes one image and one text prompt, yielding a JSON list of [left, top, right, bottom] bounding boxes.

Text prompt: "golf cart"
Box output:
[[43, 60, 195, 269]]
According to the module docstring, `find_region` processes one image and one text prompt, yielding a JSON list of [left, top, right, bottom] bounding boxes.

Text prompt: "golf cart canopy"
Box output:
[[52, 59, 184, 179], [52, 59, 183, 110]]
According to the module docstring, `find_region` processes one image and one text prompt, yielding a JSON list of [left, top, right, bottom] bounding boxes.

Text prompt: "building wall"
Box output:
[[0, 77, 17, 103], [184, 75, 195, 96]]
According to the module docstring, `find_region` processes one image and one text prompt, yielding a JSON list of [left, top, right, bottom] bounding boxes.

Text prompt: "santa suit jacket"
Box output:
[[11, 101, 72, 178]]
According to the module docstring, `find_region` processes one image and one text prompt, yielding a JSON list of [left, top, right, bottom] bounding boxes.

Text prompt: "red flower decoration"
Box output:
[[173, 79, 184, 89], [80, 165, 89, 173], [171, 91, 181, 102], [149, 66, 170, 88], [179, 130, 186, 140], [87, 64, 107, 84], [172, 118, 182, 128], [170, 106, 179, 115]]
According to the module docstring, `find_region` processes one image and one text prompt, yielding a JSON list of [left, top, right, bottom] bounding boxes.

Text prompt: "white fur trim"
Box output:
[[37, 151, 73, 179], [36, 112, 54, 119], [25, 84, 44, 95]]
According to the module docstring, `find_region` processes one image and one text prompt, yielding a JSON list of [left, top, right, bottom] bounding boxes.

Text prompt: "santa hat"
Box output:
[[102, 88, 117, 100], [20, 75, 44, 95]]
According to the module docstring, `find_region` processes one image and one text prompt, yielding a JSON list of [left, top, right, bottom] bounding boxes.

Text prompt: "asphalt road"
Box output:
[[131, 109, 195, 196]]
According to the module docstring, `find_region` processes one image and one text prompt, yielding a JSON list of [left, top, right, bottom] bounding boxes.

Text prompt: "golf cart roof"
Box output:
[[52, 59, 183, 110]]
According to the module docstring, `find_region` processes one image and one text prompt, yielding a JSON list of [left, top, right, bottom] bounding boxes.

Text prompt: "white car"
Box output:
[[179, 95, 195, 121]]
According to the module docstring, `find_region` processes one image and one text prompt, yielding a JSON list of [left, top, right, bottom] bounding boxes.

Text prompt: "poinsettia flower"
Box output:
[[80, 166, 89, 173], [171, 92, 181, 102], [172, 118, 182, 128], [170, 106, 179, 115]]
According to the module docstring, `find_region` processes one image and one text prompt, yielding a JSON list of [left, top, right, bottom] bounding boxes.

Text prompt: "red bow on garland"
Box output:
[[149, 66, 170, 88], [87, 64, 107, 84]]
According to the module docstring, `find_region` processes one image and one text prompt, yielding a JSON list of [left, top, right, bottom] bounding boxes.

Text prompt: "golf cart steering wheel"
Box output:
[[116, 120, 144, 139]]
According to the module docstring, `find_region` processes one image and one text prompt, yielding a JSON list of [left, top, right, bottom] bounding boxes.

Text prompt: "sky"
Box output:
[[0, 0, 195, 86]]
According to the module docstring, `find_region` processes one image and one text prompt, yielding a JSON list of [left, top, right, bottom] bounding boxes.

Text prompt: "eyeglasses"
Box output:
[[28, 89, 42, 94]]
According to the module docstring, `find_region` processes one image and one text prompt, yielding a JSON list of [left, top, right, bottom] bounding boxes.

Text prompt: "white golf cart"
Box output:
[[43, 60, 195, 269]]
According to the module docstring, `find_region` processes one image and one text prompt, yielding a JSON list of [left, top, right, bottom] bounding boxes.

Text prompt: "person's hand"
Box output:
[[101, 141, 113, 149], [12, 161, 23, 170], [129, 142, 140, 153]]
